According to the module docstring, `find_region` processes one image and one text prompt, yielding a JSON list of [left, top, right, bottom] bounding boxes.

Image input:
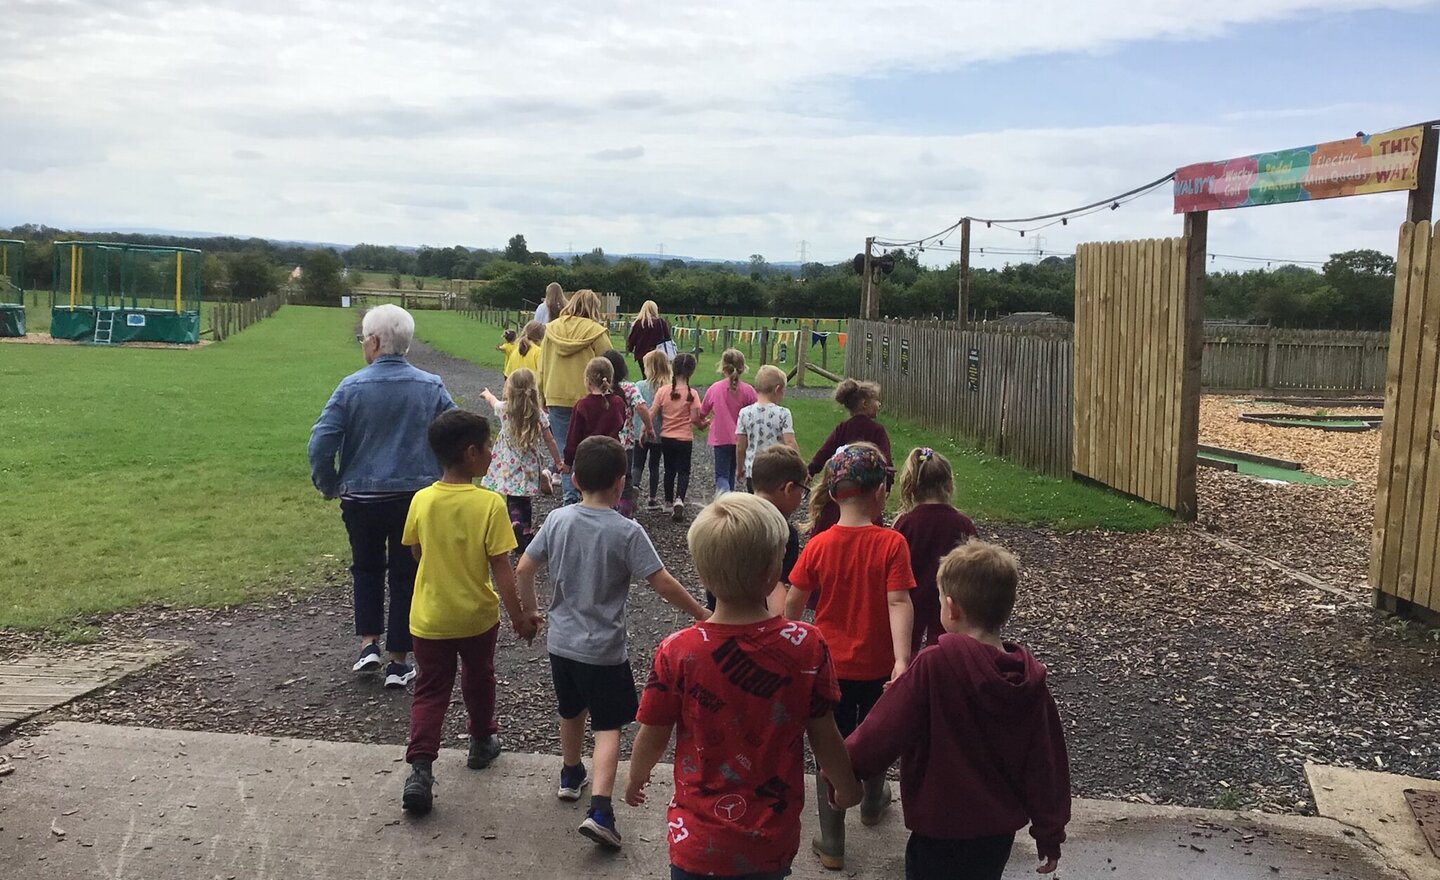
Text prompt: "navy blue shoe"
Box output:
[[557, 763, 589, 801], [579, 807, 622, 849], [352, 643, 382, 673], [384, 661, 416, 689]]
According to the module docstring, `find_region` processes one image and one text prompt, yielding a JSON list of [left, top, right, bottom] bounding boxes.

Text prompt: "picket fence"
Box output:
[[209, 293, 286, 341]]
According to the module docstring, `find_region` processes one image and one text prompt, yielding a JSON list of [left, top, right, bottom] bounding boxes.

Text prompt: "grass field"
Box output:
[[1, 306, 358, 631], [411, 312, 1169, 532]]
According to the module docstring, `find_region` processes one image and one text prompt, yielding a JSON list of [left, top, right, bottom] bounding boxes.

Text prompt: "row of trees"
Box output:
[[2, 225, 1399, 328]]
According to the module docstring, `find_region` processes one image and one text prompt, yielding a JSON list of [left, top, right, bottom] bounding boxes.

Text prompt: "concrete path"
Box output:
[[0, 642, 183, 731], [1309, 764, 1440, 880], [0, 723, 1407, 879]]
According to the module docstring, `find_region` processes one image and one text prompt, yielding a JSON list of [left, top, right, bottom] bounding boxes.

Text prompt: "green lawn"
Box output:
[[411, 312, 1169, 533], [1, 306, 360, 630]]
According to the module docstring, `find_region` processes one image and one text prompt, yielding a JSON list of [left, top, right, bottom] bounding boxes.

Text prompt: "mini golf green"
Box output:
[[1239, 413, 1380, 432], [1198, 450, 1353, 486]]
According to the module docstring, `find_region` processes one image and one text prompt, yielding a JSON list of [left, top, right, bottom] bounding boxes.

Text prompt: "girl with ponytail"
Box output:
[[561, 356, 627, 478], [699, 348, 757, 495]]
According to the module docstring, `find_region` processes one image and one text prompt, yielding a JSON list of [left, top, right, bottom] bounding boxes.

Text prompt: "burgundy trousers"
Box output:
[[406, 624, 500, 763]]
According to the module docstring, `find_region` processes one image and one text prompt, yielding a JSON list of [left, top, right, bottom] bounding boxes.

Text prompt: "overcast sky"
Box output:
[[3, 0, 1438, 268]]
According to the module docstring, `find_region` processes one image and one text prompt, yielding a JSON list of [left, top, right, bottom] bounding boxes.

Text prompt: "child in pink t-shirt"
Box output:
[[699, 348, 757, 497]]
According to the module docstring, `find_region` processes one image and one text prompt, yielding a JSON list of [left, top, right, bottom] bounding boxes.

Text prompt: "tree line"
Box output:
[[3, 225, 1398, 329]]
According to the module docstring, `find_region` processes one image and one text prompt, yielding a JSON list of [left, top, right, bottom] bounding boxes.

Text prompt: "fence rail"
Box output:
[[209, 294, 286, 341], [845, 319, 1073, 477]]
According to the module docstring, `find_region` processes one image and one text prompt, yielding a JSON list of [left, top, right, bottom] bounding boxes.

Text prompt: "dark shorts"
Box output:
[[549, 654, 639, 731], [835, 677, 888, 738]]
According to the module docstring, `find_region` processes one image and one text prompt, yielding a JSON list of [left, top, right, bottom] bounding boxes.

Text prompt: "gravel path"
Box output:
[[9, 366, 1440, 818]]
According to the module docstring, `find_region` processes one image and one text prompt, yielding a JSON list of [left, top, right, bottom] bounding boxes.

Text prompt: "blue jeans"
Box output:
[[713, 444, 737, 494], [548, 406, 578, 503]]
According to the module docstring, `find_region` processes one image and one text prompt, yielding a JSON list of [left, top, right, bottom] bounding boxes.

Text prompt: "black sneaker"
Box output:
[[467, 734, 501, 769], [402, 761, 434, 814], [352, 643, 382, 673], [384, 661, 416, 689], [579, 806, 622, 849], [557, 763, 589, 801]]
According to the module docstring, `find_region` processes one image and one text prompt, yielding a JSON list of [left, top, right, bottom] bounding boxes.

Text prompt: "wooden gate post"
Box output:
[[958, 218, 972, 328], [1177, 212, 1209, 520], [1408, 124, 1437, 223], [862, 237, 876, 319]]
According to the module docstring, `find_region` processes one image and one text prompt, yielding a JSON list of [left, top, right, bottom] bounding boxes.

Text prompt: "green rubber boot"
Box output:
[[859, 776, 893, 826], [812, 773, 846, 870]]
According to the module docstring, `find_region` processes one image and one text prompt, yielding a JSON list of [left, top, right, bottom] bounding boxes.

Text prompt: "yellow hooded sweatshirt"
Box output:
[[538, 315, 613, 408]]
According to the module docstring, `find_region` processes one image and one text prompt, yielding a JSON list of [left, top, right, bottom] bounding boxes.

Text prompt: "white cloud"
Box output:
[[0, 0, 1434, 264]]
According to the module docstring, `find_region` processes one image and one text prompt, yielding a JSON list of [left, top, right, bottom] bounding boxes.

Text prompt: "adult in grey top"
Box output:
[[524, 504, 664, 665]]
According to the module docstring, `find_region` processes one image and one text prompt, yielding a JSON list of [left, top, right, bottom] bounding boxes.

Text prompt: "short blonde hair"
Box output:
[[754, 364, 787, 394], [688, 493, 787, 603], [937, 540, 1018, 632]]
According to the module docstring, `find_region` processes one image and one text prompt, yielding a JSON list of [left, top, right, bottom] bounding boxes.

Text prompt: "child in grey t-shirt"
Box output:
[[516, 436, 709, 851]]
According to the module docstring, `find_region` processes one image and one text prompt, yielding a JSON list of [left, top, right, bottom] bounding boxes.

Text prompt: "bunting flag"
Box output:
[[836, 332, 848, 349], [704, 328, 721, 340]]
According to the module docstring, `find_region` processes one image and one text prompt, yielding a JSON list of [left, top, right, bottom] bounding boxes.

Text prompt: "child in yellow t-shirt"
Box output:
[[498, 322, 545, 378], [400, 409, 544, 815]]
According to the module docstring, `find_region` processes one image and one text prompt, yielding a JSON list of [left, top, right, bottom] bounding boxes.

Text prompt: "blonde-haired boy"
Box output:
[[734, 365, 798, 490], [844, 541, 1071, 880], [627, 494, 861, 879]]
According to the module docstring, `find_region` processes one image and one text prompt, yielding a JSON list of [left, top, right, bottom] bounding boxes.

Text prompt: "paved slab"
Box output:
[[0, 642, 185, 730], [1309, 763, 1440, 880], [0, 723, 1405, 879]]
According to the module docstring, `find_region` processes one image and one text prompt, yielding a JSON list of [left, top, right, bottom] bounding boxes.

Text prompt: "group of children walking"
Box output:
[[397, 339, 1071, 880]]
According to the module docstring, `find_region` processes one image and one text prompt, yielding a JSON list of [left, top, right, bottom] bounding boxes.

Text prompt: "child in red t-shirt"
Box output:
[[784, 442, 914, 871], [628, 493, 862, 879], [894, 447, 977, 654]]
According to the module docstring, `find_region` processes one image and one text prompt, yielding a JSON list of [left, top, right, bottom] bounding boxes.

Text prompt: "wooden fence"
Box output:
[[1073, 237, 1200, 516], [845, 319, 1073, 477], [209, 294, 286, 341], [1372, 220, 1440, 617], [1202, 325, 1390, 392]]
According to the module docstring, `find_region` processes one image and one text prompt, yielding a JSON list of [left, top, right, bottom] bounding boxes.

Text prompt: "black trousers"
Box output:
[[661, 438, 693, 502], [634, 442, 663, 498], [905, 832, 1015, 880], [340, 495, 417, 654]]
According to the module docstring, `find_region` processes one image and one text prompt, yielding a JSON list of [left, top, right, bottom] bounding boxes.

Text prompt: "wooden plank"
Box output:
[[1100, 241, 1117, 485], [1073, 244, 1089, 476], [1145, 238, 1168, 506], [1120, 239, 1138, 497], [1396, 221, 1438, 603], [1373, 233, 1411, 588], [1381, 222, 1429, 597], [1137, 239, 1156, 504], [1176, 218, 1206, 519], [1412, 224, 1440, 613]]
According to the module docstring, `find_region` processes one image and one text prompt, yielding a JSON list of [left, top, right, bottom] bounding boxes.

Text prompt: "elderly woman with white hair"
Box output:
[[308, 304, 456, 688]]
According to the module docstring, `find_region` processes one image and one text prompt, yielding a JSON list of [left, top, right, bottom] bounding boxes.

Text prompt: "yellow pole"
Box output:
[[175, 252, 183, 313], [70, 245, 78, 308]]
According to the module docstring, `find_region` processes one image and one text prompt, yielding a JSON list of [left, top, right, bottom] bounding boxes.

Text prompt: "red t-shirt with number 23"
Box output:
[[639, 618, 840, 875]]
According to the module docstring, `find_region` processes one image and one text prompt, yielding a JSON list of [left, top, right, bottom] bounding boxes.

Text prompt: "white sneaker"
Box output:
[[352, 643, 383, 673], [671, 499, 685, 522], [384, 661, 416, 689]]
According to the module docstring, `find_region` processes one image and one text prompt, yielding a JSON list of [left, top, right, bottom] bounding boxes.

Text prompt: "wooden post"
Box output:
[[1176, 211, 1209, 521], [1408, 124, 1438, 223], [958, 217, 972, 328], [759, 328, 770, 365], [862, 237, 875, 319], [796, 323, 810, 388]]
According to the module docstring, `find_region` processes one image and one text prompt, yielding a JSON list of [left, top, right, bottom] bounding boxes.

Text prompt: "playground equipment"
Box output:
[[1, 239, 22, 337], [1196, 443, 1351, 486], [1240, 412, 1381, 432], [50, 241, 202, 344]]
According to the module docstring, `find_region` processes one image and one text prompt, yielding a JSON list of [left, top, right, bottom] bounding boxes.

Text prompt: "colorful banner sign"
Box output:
[[1173, 126, 1425, 213]]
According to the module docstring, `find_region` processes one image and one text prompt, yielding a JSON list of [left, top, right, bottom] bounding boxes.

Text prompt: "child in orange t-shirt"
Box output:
[[785, 442, 914, 871]]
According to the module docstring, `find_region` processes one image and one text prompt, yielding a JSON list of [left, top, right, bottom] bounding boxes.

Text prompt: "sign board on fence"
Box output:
[[865, 332, 873, 366], [1173, 126, 1424, 213], [900, 338, 910, 375], [341, 296, 351, 308], [882, 335, 891, 367], [967, 348, 980, 392], [126, 314, 146, 327]]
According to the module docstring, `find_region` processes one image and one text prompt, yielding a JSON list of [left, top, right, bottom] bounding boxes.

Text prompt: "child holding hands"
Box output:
[[627, 493, 862, 880], [845, 541, 1071, 880], [786, 442, 914, 870], [517, 436, 710, 851], [563, 356, 628, 475], [894, 447, 977, 653], [399, 410, 543, 815], [700, 348, 757, 495], [734, 365, 798, 491]]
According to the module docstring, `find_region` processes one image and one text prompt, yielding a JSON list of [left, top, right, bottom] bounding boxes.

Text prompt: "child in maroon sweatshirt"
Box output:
[[842, 540, 1070, 880]]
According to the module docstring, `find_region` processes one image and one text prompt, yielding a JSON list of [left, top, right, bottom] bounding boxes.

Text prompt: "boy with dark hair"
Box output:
[[400, 410, 543, 815], [843, 540, 1071, 880], [748, 445, 809, 615], [627, 493, 862, 880], [516, 435, 710, 850]]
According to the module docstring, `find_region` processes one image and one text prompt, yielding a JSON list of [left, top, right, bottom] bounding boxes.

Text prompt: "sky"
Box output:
[[3, 0, 1438, 269]]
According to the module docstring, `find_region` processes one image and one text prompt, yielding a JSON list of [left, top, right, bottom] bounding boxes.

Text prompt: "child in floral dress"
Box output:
[[480, 368, 562, 551]]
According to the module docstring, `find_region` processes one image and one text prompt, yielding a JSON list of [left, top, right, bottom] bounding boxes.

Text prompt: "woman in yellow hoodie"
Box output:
[[538, 289, 614, 503]]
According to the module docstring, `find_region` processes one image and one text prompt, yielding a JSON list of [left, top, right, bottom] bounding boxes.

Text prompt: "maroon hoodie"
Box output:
[[845, 632, 1071, 860]]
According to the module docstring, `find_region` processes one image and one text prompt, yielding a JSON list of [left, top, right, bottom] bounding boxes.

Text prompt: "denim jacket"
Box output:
[[308, 355, 456, 498]]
